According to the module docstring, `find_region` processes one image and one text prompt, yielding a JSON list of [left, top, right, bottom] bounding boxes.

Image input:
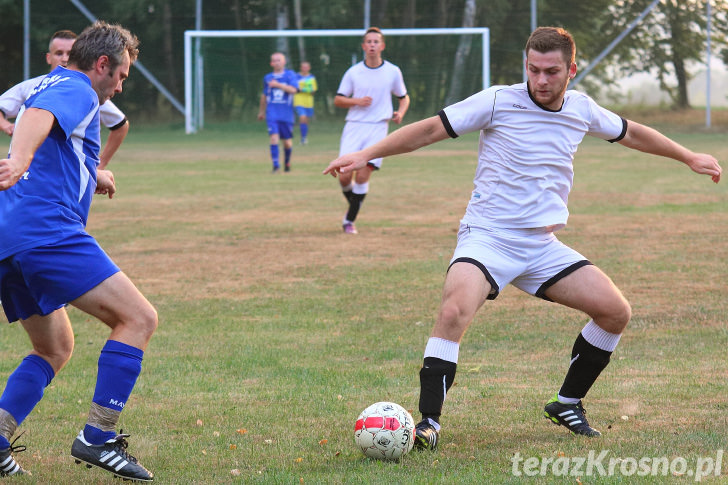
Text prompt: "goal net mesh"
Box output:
[[186, 29, 488, 131]]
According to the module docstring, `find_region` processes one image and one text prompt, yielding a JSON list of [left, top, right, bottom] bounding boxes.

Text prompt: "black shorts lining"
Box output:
[[535, 260, 593, 301], [448, 257, 500, 300]]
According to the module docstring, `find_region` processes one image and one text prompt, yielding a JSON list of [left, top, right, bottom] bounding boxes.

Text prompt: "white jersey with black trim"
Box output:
[[336, 60, 407, 123], [440, 82, 627, 231], [0, 74, 127, 129]]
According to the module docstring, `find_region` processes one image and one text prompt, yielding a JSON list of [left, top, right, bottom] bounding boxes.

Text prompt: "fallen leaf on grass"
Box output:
[[319, 439, 328, 446]]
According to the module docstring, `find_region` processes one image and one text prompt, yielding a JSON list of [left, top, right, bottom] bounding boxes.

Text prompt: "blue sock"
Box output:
[[284, 147, 292, 165], [300, 124, 308, 139], [0, 355, 55, 448], [270, 144, 280, 169], [83, 340, 143, 445]]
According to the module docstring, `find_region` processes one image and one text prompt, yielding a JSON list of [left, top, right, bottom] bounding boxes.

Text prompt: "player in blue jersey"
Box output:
[[257, 52, 299, 173], [0, 21, 156, 481], [0, 30, 130, 170]]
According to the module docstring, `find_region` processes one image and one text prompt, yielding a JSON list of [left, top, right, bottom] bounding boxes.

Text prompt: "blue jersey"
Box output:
[[262, 70, 298, 123], [0, 66, 100, 261]]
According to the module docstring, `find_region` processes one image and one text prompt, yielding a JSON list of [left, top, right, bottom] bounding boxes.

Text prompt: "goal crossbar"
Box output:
[[184, 28, 490, 133]]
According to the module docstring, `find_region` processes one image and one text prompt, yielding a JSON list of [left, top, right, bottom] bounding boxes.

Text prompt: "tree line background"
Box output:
[[1, 0, 726, 124]]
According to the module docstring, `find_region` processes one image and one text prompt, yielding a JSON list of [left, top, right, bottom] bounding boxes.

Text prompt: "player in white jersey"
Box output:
[[333, 27, 410, 234], [0, 30, 129, 169], [325, 27, 721, 448]]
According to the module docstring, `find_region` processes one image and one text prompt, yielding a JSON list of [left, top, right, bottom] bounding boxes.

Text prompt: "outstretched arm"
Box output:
[[0, 108, 54, 190], [619, 120, 722, 183], [323, 115, 449, 177]]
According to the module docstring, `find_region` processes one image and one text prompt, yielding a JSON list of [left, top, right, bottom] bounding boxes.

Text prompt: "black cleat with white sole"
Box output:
[[71, 430, 153, 481], [544, 395, 601, 437], [0, 432, 30, 477]]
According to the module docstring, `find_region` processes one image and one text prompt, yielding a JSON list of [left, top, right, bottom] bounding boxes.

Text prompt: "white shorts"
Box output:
[[450, 224, 592, 300], [339, 121, 389, 169]]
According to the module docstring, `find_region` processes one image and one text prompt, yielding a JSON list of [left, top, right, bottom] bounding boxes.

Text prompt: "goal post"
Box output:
[[184, 28, 490, 134]]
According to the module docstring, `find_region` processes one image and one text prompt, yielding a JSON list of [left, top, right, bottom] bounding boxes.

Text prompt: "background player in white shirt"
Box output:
[[0, 30, 130, 169], [325, 27, 721, 449], [333, 27, 410, 234]]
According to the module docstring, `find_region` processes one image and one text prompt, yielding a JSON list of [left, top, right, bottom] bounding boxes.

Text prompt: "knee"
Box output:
[[126, 305, 158, 342], [139, 306, 159, 340], [438, 299, 467, 328], [599, 298, 631, 334], [36, 337, 74, 374]]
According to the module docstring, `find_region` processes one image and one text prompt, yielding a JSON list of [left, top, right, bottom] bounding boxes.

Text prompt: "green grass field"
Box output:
[[1, 118, 727, 484]]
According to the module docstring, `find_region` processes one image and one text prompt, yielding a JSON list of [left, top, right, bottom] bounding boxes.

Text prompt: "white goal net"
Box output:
[[184, 28, 490, 133]]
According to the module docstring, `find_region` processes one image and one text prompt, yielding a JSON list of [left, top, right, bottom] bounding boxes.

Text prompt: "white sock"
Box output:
[[424, 337, 459, 363], [352, 182, 369, 195], [581, 319, 621, 352]]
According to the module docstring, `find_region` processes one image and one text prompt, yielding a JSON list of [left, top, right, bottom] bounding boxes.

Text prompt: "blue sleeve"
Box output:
[[28, 78, 97, 139]]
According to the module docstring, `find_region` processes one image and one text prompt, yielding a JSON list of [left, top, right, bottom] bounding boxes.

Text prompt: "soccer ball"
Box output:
[[354, 401, 415, 460]]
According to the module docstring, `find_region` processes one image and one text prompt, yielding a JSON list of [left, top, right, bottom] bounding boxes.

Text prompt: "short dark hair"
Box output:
[[48, 30, 77, 51], [525, 27, 575, 66], [68, 21, 139, 71], [364, 26, 384, 41]]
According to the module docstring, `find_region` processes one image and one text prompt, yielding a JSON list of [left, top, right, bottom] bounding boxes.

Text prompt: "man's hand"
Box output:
[[323, 152, 369, 178], [0, 120, 14, 136], [357, 96, 373, 107], [686, 153, 722, 184], [0, 157, 28, 190], [95, 169, 117, 198]]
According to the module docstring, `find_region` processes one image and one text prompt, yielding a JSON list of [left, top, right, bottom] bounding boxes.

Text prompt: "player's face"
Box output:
[[46, 38, 75, 70], [300, 62, 310, 75], [270, 54, 286, 72], [361, 33, 385, 60], [96, 52, 131, 105], [526, 49, 576, 110]]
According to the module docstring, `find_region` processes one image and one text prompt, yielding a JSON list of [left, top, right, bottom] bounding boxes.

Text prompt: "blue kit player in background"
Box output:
[[0, 22, 156, 481], [258, 52, 299, 173]]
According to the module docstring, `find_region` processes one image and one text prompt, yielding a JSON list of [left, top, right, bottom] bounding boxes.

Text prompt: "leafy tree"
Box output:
[[605, 0, 728, 109]]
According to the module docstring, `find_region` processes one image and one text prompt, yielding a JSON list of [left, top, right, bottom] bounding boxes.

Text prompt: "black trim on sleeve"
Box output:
[[397, 93, 407, 99], [438, 109, 458, 139], [607, 117, 628, 143], [108, 118, 128, 131], [535, 260, 593, 301], [448, 257, 500, 300]]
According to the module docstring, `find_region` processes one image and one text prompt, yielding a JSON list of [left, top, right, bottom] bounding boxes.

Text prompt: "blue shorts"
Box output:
[[267, 120, 294, 139], [450, 225, 591, 301], [295, 106, 314, 118], [0, 232, 120, 322]]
